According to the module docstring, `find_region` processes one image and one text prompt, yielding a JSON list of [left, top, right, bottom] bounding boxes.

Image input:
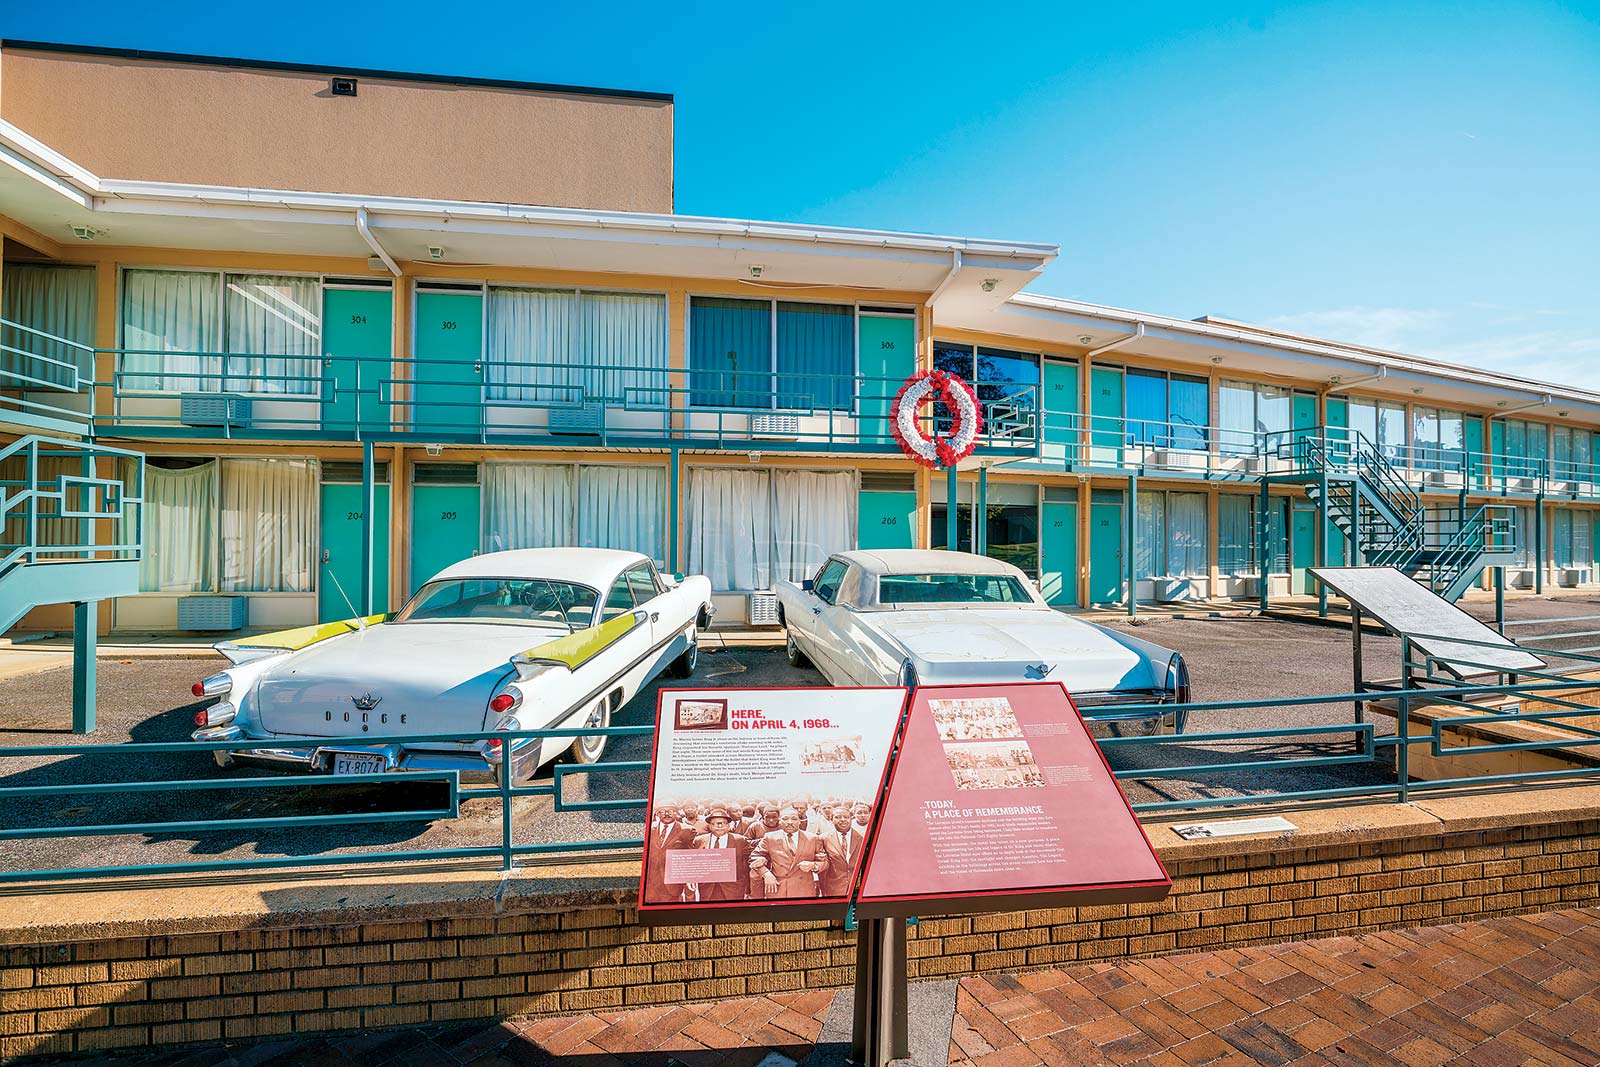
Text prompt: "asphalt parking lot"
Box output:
[[0, 610, 1443, 881]]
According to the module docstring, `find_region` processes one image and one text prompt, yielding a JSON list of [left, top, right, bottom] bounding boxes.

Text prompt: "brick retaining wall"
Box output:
[[4, 792, 1600, 1060]]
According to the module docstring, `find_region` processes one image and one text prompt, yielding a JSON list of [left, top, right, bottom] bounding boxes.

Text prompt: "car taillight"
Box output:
[[194, 702, 236, 728], [192, 673, 231, 698], [489, 693, 515, 714]]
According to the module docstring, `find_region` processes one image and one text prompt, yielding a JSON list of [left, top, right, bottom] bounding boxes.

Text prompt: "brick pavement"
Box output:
[[20, 907, 1600, 1066]]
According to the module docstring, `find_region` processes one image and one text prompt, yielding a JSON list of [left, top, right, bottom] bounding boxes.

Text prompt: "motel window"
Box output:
[[1125, 369, 1209, 449], [120, 269, 320, 396], [0, 262, 96, 388], [1500, 418, 1549, 478], [1346, 398, 1408, 462], [484, 287, 667, 404], [686, 468, 855, 591], [1219, 380, 1307, 454], [934, 343, 1041, 414], [689, 298, 853, 411], [1218, 495, 1256, 575], [1552, 427, 1596, 482], [929, 480, 1040, 579], [1412, 408, 1465, 471], [139, 457, 316, 594], [481, 462, 667, 566], [1135, 491, 1207, 579]]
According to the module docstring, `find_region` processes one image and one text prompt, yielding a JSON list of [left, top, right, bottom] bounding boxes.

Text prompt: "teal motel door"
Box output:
[[1089, 367, 1124, 466], [1490, 420, 1506, 488], [1088, 491, 1124, 605], [322, 287, 393, 434], [1464, 415, 1486, 488], [1042, 359, 1080, 466], [858, 482, 916, 550], [413, 289, 484, 436], [1040, 493, 1079, 607], [1292, 505, 1317, 594], [410, 470, 481, 594], [1325, 396, 1350, 461], [319, 476, 390, 622], [857, 315, 915, 446]]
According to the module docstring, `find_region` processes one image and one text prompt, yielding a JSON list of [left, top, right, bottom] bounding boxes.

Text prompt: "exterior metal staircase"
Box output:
[[0, 436, 144, 732], [1286, 430, 1517, 602]]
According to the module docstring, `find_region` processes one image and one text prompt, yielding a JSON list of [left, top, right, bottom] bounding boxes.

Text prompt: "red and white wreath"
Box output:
[[890, 369, 984, 468]]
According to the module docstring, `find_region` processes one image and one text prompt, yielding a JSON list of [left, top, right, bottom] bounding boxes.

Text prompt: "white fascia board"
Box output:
[[0, 141, 93, 209], [89, 177, 1058, 264], [1009, 292, 1600, 409]]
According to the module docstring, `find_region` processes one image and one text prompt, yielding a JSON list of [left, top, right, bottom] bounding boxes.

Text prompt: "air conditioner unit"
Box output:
[[747, 591, 782, 627], [1153, 577, 1195, 603], [750, 413, 801, 439], [548, 403, 604, 434], [177, 595, 249, 632], [180, 393, 252, 427]]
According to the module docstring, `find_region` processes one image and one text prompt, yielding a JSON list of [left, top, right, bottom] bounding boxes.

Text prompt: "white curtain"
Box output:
[[485, 289, 668, 406], [1218, 381, 1255, 455], [578, 465, 666, 564], [219, 459, 316, 592], [486, 288, 578, 401], [1, 264, 95, 389], [483, 462, 574, 552], [121, 270, 221, 393], [1135, 493, 1166, 578], [772, 470, 854, 583], [1167, 492, 1208, 577], [140, 463, 217, 592], [583, 292, 668, 404], [225, 274, 320, 395], [688, 468, 772, 591]]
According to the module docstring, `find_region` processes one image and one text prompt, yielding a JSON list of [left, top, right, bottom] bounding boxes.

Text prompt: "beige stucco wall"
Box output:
[[0, 48, 673, 212]]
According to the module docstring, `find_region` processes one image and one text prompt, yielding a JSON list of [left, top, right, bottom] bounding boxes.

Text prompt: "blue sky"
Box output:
[[5, 1, 1599, 386]]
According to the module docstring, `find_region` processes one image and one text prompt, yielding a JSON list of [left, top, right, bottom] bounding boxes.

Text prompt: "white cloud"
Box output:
[[1263, 305, 1600, 392]]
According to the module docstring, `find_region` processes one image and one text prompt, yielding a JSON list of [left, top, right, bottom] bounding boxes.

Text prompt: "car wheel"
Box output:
[[669, 632, 699, 679], [786, 630, 809, 668], [572, 698, 610, 764]]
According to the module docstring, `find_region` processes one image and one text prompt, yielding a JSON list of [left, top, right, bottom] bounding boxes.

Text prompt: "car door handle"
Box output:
[[651, 611, 660, 623], [812, 606, 822, 615]]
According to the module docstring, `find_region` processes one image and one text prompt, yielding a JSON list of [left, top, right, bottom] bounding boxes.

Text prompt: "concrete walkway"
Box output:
[[22, 906, 1600, 1066]]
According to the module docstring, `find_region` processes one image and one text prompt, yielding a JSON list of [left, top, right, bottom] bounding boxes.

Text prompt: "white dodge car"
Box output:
[[775, 550, 1190, 733], [190, 548, 713, 781]]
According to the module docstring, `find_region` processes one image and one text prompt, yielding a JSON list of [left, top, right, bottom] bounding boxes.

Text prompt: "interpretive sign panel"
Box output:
[[637, 686, 909, 922], [854, 682, 1170, 918]]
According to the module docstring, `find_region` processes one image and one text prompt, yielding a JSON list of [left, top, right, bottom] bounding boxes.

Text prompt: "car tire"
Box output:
[[669, 634, 699, 679], [571, 697, 610, 764], [785, 630, 809, 668]]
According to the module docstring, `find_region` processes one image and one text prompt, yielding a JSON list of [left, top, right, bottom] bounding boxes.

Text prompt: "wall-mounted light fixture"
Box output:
[[1078, 335, 1093, 345], [980, 278, 998, 293], [424, 444, 444, 457], [747, 451, 762, 463], [69, 225, 98, 241], [331, 77, 358, 97], [427, 246, 445, 260], [748, 264, 764, 278]]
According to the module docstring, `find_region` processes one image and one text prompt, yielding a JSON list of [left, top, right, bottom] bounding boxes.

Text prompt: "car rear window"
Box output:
[[398, 578, 599, 628], [877, 573, 1031, 604]]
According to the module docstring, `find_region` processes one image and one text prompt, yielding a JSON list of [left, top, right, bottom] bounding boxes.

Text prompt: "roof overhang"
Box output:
[[956, 293, 1600, 423], [0, 119, 1056, 299]]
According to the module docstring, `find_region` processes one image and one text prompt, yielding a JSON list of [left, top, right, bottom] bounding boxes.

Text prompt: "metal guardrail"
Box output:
[[0, 435, 144, 576], [8, 654, 1600, 882]]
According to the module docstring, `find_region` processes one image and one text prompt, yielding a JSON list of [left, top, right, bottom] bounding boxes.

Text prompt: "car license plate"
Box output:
[[332, 754, 385, 775]]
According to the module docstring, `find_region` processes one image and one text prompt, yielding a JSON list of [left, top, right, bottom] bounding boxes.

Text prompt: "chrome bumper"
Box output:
[[191, 725, 538, 784], [1074, 690, 1187, 736]]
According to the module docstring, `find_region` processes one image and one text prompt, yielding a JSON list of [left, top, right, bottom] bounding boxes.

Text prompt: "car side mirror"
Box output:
[[801, 579, 815, 592]]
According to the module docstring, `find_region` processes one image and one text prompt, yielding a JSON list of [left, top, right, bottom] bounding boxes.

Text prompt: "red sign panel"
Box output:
[[854, 682, 1169, 918], [637, 686, 909, 923]]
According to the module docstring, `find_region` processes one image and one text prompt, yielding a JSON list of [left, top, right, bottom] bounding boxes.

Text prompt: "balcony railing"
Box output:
[[0, 319, 96, 434], [90, 347, 1040, 456]]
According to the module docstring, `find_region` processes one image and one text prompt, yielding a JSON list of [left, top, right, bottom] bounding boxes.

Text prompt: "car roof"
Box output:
[[833, 549, 1025, 579], [430, 548, 648, 588]]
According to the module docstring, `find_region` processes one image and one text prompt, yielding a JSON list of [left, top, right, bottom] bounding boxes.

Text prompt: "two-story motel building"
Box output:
[[2, 40, 1597, 643]]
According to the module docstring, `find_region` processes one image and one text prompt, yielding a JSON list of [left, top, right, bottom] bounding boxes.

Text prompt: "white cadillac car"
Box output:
[[190, 548, 713, 782], [775, 550, 1190, 734]]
